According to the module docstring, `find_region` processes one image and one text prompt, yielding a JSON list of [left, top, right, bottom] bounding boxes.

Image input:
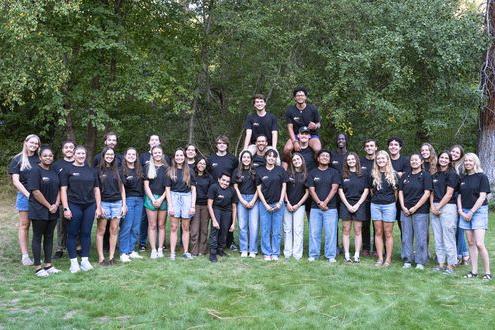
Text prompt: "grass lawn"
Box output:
[[1, 192, 494, 329]]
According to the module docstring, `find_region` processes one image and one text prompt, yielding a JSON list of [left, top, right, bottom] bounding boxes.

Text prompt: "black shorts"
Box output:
[[339, 202, 367, 221]]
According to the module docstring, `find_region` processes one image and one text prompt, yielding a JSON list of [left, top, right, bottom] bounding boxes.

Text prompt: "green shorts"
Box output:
[[144, 194, 168, 211]]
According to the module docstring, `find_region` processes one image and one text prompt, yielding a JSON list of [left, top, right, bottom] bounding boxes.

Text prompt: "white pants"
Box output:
[[283, 206, 305, 259]]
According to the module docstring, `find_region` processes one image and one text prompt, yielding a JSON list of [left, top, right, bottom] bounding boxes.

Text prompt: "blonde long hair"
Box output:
[[463, 153, 484, 174], [14, 134, 41, 171], [147, 146, 166, 179], [371, 150, 397, 190]]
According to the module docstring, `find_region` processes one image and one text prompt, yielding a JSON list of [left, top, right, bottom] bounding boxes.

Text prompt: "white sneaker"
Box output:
[[170, 253, 176, 260], [150, 250, 158, 259], [328, 258, 337, 263], [35, 269, 49, 277], [70, 262, 81, 273], [157, 248, 164, 258], [120, 254, 131, 263], [402, 262, 412, 269], [271, 255, 279, 261], [416, 264, 425, 270], [22, 256, 34, 266], [45, 267, 62, 274], [80, 259, 94, 272], [183, 252, 193, 260], [263, 255, 272, 261], [241, 252, 248, 258], [129, 251, 143, 259], [308, 257, 316, 262], [249, 252, 256, 258]]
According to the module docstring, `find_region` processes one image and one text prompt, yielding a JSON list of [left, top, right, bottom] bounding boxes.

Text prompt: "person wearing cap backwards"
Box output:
[[243, 94, 278, 156], [297, 127, 317, 173], [283, 86, 322, 163]]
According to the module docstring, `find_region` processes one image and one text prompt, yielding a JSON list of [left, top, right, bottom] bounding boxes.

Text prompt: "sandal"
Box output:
[[344, 257, 352, 263], [353, 257, 360, 264], [482, 274, 492, 280], [375, 260, 383, 267], [383, 261, 391, 267], [464, 271, 478, 278]]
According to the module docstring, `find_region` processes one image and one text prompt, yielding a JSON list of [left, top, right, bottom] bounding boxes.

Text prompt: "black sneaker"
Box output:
[[209, 254, 218, 263], [53, 250, 64, 260], [139, 244, 146, 252], [229, 243, 238, 252], [218, 250, 229, 257]]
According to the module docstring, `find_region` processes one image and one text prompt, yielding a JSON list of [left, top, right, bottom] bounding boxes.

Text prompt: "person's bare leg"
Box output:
[[19, 212, 30, 254], [466, 230, 478, 274], [158, 211, 166, 249], [96, 219, 107, 262], [474, 229, 490, 275], [374, 221, 384, 263], [109, 219, 119, 260], [309, 138, 322, 154], [384, 222, 395, 264], [146, 210, 158, 251], [342, 220, 351, 257], [169, 218, 179, 254], [283, 139, 294, 163], [182, 219, 191, 253], [354, 221, 363, 257]]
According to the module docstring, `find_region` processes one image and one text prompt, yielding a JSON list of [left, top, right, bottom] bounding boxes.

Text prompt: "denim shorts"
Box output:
[[16, 192, 29, 212], [170, 191, 193, 219], [144, 194, 168, 211], [370, 202, 396, 222], [101, 201, 123, 219], [458, 205, 489, 230]]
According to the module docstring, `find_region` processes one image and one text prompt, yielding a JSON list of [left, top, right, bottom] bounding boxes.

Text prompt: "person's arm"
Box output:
[[308, 187, 322, 209], [271, 130, 278, 149], [32, 190, 51, 209], [294, 189, 309, 211], [457, 193, 467, 220], [144, 180, 154, 200], [338, 188, 353, 211], [61, 186, 72, 219], [165, 186, 174, 216], [322, 184, 339, 209], [190, 186, 196, 215], [275, 182, 286, 210], [248, 190, 258, 207], [434, 187, 454, 212], [94, 187, 102, 218], [409, 190, 430, 214], [354, 188, 369, 212], [207, 199, 219, 228], [243, 129, 253, 150], [11, 174, 29, 197], [120, 181, 127, 216], [257, 185, 271, 211], [398, 191, 408, 215], [233, 184, 247, 206], [230, 203, 237, 232], [466, 192, 488, 220], [287, 123, 300, 151]]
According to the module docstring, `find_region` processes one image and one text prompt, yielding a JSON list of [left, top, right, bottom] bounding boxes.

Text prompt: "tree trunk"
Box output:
[[479, 0, 495, 191], [85, 118, 97, 162]]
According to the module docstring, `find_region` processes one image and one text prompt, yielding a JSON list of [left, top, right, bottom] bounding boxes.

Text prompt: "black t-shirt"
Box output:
[[330, 150, 348, 173], [195, 173, 214, 205], [207, 153, 238, 179], [207, 183, 237, 211], [244, 112, 278, 145], [432, 169, 458, 204], [340, 172, 370, 203], [459, 173, 491, 209], [139, 152, 171, 168], [399, 171, 433, 213], [93, 151, 123, 168], [60, 164, 99, 205], [8, 154, 39, 187], [98, 167, 123, 202], [144, 164, 167, 195], [391, 155, 410, 174], [121, 167, 144, 197], [360, 157, 374, 175], [233, 168, 257, 195], [369, 173, 397, 205], [256, 166, 288, 204], [165, 168, 196, 193], [300, 146, 317, 172], [285, 104, 321, 135], [286, 171, 307, 205], [53, 159, 75, 177], [306, 167, 340, 209], [252, 154, 266, 169], [27, 165, 60, 220]]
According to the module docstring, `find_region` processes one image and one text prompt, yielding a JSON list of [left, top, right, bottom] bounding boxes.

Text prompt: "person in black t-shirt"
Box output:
[[53, 140, 75, 260], [185, 144, 199, 170], [297, 127, 317, 173], [387, 136, 409, 177], [143, 146, 168, 259], [190, 157, 214, 256], [60, 145, 102, 273], [430, 151, 459, 274], [27, 146, 61, 277], [243, 94, 278, 154], [92, 132, 123, 168], [398, 154, 433, 270], [8, 134, 41, 266], [360, 138, 377, 256], [207, 173, 237, 262], [330, 133, 348, 174], [457, 153, 491, 280], [283, 86, 322, 162], [252, 135, 268, 169], [369, 150, 398, 267], [306, 149, 340, 262], [283, 153, 309, 260], [420, 143, 437, 175], [338, 152, 370, 263], [233, 150, 259, 257], [166, 148, 197, 260], [119, 147, 145, 262]]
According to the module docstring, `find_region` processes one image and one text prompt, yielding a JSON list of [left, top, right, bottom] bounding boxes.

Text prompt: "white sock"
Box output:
[[345, 253, 350, 259], [158, 247, 163, 251], [70, 258, 78, 265], [354, 252, 360, 258]]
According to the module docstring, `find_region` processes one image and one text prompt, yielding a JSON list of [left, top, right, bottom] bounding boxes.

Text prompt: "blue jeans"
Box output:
[[119, 197, 144, 254], [259, 203, 284, 257], [67, 202, 96, 259], [140, 208, 148, 246], [309, 208, 338, 259], [456, 218, 469, 258], [237, 194, 259, 253]]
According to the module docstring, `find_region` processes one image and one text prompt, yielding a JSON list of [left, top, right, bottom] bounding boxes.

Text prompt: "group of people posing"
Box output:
[[8, 87, 491, 280]]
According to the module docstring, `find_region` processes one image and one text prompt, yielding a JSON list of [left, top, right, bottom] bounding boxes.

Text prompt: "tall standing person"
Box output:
[[52, 140, 75, 259], [93, 132, 123, 167], [360, 138, 378, 256], [306, 149, 340, 262], [8, 134, 41, 265], [330, 133, 349, 173], [27, 146, 61, 276], [458, 153, 491, 280], [60, 146, 101, 273], [243, 94, 278, 155], [283, 87, 322, 162]]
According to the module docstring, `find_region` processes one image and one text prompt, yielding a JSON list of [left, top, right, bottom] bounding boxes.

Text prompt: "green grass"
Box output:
[[0, 194, 494, 329]]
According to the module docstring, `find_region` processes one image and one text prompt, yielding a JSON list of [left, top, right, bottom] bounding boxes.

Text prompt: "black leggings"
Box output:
[[31, 219, 57, 266]]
